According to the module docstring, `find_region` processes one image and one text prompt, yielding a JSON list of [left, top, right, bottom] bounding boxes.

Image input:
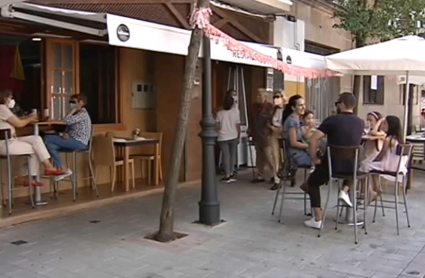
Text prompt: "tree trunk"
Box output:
[[154, 0, 209, 243], [352, 37, 365, 115]]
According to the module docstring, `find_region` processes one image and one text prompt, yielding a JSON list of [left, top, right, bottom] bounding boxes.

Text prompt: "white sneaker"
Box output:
[[339, 190, 353, 207], [54, 169, 73, 181], [304, 218, 322, 230]]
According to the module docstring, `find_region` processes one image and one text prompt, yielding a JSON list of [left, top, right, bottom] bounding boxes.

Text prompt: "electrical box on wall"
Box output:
[[131, 81, 155, 109]]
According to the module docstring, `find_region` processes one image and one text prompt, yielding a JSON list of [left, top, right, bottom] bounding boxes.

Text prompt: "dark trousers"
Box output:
[[307, 156, 353, 208]]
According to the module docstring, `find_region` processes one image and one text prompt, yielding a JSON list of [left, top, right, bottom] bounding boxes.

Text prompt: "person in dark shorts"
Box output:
[[300, 92, 364, 229]]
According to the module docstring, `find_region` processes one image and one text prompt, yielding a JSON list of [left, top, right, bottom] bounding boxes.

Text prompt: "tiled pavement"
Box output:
[[1, 171, 425, 278]]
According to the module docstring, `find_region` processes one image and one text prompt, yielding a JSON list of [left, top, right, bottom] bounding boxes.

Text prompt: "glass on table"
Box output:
[[363, 120, 371, 135]]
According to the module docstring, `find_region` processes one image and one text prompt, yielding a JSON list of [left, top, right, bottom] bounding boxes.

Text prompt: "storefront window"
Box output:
[[79, 44, 118, 124]]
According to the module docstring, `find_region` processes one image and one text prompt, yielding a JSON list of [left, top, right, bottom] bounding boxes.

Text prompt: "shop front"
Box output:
[[0, 2, 283, 224]]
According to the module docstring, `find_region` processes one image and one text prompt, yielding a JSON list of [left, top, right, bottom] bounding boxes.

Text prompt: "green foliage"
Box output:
[[375, 0, 425, 40], [333, 0, 425, 44]]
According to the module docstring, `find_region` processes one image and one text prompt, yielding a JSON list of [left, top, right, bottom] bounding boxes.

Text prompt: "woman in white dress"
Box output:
[[360, 116, 407, 200]]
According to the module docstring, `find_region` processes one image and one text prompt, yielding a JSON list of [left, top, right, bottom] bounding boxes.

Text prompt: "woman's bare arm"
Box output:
[[289, 127, 308, 149], [373, 137, 390, 162], [7, 114, 35, 128]]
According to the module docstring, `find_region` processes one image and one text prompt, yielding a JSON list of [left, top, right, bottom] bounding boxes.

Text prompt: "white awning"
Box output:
[[1, 2, 279, 68]]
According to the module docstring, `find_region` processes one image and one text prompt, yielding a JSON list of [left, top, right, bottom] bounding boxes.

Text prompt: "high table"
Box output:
[[33, 121, 66, 206], [113, 138, 160, 191]]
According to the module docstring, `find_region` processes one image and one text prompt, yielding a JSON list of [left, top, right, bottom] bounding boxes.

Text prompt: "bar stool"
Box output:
[[272, 139, 311, 223], [371, 144, 412, 235], [320, 145, 370, 244], [52, 127, 97, 201], [0, 129, 34, 214]]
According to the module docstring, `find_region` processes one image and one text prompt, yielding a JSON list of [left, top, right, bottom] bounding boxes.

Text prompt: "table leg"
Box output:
[[34, 124, 47, 206], [123, 146, 130, 192], [154, 143, 159, 186]]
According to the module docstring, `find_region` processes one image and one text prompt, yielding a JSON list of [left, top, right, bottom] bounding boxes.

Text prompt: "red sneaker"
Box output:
[[44, 170, 65, 176], [23, 180, 44, 187]]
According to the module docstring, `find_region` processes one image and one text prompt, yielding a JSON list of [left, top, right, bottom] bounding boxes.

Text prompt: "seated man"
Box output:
[[300, 92, 364, 229], [44, 94, 92, 181]]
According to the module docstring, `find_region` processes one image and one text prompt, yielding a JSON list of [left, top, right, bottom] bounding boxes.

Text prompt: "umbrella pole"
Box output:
[[403, 71, 410, 140]]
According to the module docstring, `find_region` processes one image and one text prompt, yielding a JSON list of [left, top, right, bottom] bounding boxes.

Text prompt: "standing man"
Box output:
[[250, 88, 275, 183]]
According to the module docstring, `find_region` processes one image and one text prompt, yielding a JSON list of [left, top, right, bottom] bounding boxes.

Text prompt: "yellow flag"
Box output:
[[10, 46, 25, 81]]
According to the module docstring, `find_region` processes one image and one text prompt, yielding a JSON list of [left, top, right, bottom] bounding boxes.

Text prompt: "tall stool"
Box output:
[[320, 145, 370, 244], [53, 126, 97, 201], [0, 129, 34, 214], [371, 144, 412, 235], [272, 139, 311, 223]]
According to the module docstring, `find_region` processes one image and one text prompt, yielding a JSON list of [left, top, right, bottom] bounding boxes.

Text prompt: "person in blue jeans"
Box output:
[[44, 94, 92, 181]]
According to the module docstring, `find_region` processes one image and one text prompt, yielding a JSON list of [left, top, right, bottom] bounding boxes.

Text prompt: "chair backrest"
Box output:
[[87, 125, 94, 152], [281, 138, 292, 163], [92, 133, 115, 167], [0, 129, 12, 140], [395, 144, 413, 173], [326, 145, 361, 178], [0, 129, 12, 157], [139, 132, 163, 156]]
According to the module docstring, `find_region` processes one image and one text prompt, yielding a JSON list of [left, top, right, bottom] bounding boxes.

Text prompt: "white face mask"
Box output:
[[8, 99, 15, 109], [232, 95, 238, 103], [273, 98, 283, 106]]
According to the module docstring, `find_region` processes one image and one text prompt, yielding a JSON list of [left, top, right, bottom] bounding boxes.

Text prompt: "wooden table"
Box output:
[[113, 138, 160, 191]]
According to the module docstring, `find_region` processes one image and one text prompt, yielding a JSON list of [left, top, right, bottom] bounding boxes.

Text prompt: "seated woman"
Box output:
[[44, 94, 92, 181], [282, 95, 310, 167], [359, 116, 407, 201], [362, 111, 386, 162], [0, 89, 63, 186]]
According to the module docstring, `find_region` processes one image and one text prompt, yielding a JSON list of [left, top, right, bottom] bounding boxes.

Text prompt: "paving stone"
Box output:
[[0, 172, 424, 278]]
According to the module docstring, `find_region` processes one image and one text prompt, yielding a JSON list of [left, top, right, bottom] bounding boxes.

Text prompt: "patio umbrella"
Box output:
[[325, 35, 425, 137]]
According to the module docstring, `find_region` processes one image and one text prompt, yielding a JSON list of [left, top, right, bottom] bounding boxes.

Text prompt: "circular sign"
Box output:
[[117, 24, 130, 42], [286, 55, 292, 64]]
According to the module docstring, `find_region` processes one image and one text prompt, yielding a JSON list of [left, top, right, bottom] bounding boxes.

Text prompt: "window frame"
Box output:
[[362, 75, 385, 105], [79, 42, 121, 125], [44, 39, 123, 130], [45, 39, 79, 120]]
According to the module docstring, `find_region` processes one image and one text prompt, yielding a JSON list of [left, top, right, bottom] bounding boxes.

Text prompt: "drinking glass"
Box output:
[[364, 121, 370, 135]]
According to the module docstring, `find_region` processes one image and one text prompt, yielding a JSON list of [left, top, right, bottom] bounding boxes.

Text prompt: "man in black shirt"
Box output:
[[301, 92, 364, 229]]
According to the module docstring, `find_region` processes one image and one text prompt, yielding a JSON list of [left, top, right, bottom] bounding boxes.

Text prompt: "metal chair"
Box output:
[[320, 145, 371, 244], [52, 126, 97, 201], [272, 138, 311, 223], [0, 129, 34, 214], [371, 144, 412, 235]]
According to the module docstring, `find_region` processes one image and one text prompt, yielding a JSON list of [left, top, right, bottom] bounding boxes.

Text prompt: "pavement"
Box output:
[[1, 170, 425, 278]]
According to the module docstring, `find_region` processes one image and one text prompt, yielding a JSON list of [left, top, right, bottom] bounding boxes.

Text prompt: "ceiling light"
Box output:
[[32, 37, 42, 41]]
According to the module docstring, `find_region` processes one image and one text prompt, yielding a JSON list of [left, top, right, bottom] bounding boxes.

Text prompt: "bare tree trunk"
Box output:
[[154, 0, 209, 243]]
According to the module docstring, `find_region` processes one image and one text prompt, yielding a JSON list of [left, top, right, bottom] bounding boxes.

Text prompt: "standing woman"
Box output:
[[216, 93, 241, 183], [269, 91, 287, 190]]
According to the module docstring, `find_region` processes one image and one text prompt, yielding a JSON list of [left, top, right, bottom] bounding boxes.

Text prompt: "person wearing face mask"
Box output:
[[268, 91, 287, 190], [0, 89, 64, 187], [44, 94, 92, 181]]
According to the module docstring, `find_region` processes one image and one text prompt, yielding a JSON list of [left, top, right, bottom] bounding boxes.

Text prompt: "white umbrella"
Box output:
[[325, 35, 425, 137]]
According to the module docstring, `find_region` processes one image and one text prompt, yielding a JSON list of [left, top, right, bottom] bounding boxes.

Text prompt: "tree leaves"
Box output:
[[333, 0, 425, 43]]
